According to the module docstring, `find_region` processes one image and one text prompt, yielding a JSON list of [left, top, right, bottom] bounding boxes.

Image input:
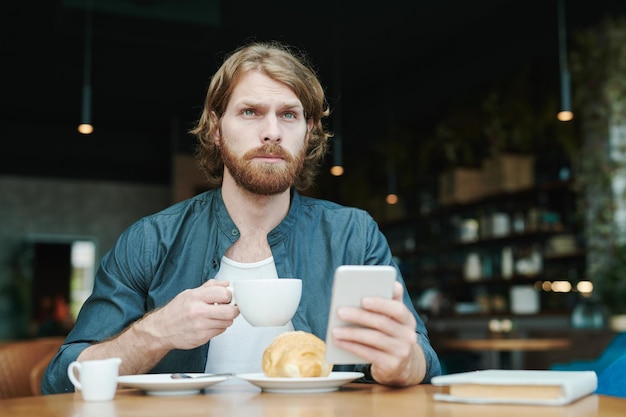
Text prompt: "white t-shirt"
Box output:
[[205, 256, 294, 380]]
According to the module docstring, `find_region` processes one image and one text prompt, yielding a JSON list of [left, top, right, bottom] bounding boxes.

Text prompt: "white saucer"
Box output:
[[117, 373, 230, 396], [236, 371, 364, 393]]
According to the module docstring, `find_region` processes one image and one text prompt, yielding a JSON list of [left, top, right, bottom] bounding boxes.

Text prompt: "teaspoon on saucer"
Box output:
[[170, 372, 234, 379]]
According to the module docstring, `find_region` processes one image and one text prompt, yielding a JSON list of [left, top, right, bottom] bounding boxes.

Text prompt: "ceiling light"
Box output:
[[386, 193, 398, 205], [330, 165, 344, 176], [557, 0, 573, 122], [330, 133, 344, 176], [386, 171, 398, 205], [78, 0, 94, 135]]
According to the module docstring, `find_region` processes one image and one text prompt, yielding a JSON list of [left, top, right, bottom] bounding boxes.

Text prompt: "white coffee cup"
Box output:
[[231, 278, 302, 327], [67, 357, 122, 401]]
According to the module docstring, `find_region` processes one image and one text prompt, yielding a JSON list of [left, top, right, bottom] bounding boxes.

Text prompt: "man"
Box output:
[[42, 41, 441, 394]]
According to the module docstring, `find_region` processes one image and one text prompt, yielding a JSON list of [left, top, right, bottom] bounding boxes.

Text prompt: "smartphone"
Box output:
[[324, 265, 397, 364]]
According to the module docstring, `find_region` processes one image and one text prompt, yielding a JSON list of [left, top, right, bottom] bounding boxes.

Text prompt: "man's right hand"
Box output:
[[77, 279, 239, 375], [147, 279, 239, 350]]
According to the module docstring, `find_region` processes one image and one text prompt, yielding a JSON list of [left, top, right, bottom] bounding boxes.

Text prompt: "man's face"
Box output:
[[216, 71, 311, 195]]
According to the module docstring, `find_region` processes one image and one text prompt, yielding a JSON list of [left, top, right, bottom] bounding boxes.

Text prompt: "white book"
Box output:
[[431, 370, 598, 406]]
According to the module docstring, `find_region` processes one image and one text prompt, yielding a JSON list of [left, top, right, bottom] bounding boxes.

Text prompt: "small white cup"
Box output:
[[67, 357, 122, 401], [231, 278, 302, 327]]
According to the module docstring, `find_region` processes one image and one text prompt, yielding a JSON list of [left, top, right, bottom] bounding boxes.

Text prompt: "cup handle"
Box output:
[[67, 361, 82, 390], [228, 285, 237, 306]]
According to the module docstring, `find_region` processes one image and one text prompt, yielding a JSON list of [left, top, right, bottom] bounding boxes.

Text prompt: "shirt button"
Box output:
[[231, 229, 239, 236]]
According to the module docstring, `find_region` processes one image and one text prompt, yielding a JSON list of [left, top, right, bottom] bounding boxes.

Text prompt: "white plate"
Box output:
[[236, 371, 364, 393], [117, 373, 230, 396]]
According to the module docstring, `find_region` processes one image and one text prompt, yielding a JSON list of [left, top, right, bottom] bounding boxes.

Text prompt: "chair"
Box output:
[[550, 332, 626, 375], [596, 352, 626, 398], [0, 337, 64, 399]]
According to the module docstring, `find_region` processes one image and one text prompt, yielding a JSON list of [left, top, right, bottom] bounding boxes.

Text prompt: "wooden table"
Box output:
[[438, 337, 572, 369], [2, 382, 624, 417]]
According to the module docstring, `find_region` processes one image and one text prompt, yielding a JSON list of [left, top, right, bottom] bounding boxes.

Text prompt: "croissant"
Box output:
[[262, 331, 333, 377]]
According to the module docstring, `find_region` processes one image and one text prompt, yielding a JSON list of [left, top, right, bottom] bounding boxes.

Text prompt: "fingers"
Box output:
[[198, 279, 233, 305], [330, 322, 415, 376], [200, 279, 230, 288], [153, 293, 239, 350], [330, 300, 420, 385], [335, 303, 416, 345], [392, 281, 403, 301], [361, 291, 417, 330], [330, 291, 418, 378], [148, 281, 240, 350]]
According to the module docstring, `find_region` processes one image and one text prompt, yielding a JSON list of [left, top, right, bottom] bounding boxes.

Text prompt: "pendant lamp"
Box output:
[[78, 0, 94, 135], [557, 0, 573, 122]]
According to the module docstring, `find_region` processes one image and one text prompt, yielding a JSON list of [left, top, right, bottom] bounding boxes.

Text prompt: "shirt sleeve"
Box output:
[[365, 213, 443, 383], [41, 220, 151, 394]]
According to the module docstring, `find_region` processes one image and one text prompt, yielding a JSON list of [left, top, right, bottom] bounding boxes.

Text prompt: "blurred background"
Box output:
[[3, 0, 625, 201], [3, 0, 626, 373]]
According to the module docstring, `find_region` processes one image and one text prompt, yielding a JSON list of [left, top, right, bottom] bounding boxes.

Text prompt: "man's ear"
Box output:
[[305, 119, 314, 144], [210, 111, 221, 145]]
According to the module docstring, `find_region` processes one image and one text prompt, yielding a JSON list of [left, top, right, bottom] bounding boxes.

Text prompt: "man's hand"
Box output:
[[147, 279, 239, 350], [330, 282, 427, 386], [78, 279, 239, 375]]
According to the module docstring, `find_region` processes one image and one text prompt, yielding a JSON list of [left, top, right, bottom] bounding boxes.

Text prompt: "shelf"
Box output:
[[430, 180, 575, 212], [543, 250, 586, 260], [384, 177, 585, 316]]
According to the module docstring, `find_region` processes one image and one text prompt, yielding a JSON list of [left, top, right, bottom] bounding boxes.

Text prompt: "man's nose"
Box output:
[[261, 115, 281, 143]]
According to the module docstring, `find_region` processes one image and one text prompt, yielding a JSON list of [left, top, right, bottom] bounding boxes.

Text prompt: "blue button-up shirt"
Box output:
[[42, 188, 441, 394]]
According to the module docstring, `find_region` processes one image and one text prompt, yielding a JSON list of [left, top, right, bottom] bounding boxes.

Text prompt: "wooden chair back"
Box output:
[[0, 337, 64, 399]]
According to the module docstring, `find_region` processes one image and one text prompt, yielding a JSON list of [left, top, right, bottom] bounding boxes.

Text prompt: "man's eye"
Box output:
[[283, 112, 296, 119], [243, 109, 255, 116]]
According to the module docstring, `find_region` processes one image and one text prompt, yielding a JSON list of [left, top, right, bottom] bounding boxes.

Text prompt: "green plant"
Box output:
[[594, 243, 626, 315], [569, 17, 626, 315]]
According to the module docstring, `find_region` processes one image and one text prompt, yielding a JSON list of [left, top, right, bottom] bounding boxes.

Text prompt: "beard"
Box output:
[[220, 139, 306, 195]]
